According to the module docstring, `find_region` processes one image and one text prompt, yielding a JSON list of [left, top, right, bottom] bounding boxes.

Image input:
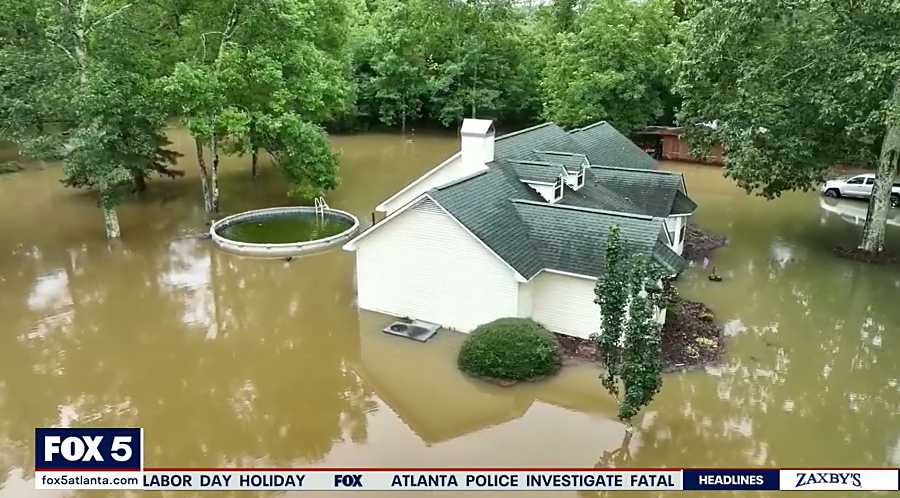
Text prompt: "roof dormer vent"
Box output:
[[563, 166, 587, 191]]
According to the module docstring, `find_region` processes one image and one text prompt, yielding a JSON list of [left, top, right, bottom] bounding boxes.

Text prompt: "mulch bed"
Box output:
[[833, 246, 898, 264], [682, 223, 728, 262], [553, 299, 723, 372]]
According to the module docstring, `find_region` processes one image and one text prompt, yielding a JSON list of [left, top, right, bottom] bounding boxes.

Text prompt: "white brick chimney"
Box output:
[[460, 118, 495, 175]]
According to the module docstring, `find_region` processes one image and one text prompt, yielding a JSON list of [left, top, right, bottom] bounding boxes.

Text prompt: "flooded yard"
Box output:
[[1, 128, 900, 497]]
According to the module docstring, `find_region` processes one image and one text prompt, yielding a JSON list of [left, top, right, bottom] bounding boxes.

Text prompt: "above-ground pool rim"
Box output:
[[210, 206, 360, 258]]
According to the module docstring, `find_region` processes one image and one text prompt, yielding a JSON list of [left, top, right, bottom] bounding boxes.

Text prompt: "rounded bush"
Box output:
[[457, 318, 563, 382]]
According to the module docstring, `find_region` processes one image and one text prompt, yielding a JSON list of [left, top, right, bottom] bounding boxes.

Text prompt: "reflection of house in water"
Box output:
[[350, 311, 617, 446], [819, 197, 900, 228]]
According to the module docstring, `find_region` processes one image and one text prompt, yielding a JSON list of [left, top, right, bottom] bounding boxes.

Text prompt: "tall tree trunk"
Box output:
[[206, 0, 237, 208], [471, 63, 477, 119], [250, 119, 260, 179], [195, 138, 213, 213], [209, 135, 220, 213], [251, 148, 259, 179], [859, 82, 900, 253], [103, 206, 121, 239], [132, 171, 147, 192]]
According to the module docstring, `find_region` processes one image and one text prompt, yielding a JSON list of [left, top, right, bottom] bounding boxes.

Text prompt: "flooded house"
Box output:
[[342, 119, 697, 338]]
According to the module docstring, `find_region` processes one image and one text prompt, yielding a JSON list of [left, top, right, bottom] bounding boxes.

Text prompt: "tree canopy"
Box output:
[[0, 0, 699, 237], [541, 0, 681, 132], [6, 0, 898, 249], [163, 0, 351, 212], [350, 0, 543, 129], [677, 0, 900, 253], [0, 0, 179, 237]]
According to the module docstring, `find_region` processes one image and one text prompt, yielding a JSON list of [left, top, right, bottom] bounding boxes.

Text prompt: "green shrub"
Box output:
[[457, 318, 563, 382], [699, 312, 715, 322]]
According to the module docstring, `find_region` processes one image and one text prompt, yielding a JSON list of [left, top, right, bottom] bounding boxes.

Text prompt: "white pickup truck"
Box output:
[[821, 173, 900, 207]]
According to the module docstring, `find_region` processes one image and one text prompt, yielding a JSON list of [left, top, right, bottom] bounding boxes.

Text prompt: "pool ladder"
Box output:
[[314, 197, 328, 222]]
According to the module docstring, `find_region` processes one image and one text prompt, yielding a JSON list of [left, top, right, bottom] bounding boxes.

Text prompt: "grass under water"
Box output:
[[217, 215, 351, 244]]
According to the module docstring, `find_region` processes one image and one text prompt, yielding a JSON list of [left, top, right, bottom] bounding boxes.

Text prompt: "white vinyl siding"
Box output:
[[354, 197, 518, 332], [516, 282, 534, 318], [376, 153, 463, 215], [530, 272, 602, 340], [664, 215, 688, 256], [552, 177, 564, 201], [563, 169, 584, 190], [528, 272, 666, 340]]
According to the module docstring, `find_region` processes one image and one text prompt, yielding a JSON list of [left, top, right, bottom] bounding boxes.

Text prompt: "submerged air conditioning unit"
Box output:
[[382, 319, 440, 342]]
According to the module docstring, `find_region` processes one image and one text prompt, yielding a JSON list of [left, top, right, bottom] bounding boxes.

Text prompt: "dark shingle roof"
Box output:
[[430, 165, 545, 279], [530, 151, 588, 171], [494, 123, 582, 161], [421, 120, 694, 279], [569, 121, 659, 170], [555, 169, 641, 213], [653, 242, 688, 274], [429, 164, 686, 279], [671, 190, 698, 215], [584, 166, 693, 217], [494, 120, 657, 171], [513, 201, 685, 277], [508, 161, 566, 184]]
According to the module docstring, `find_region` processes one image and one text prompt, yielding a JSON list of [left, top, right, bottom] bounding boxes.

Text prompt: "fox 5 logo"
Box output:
[[35, 428, 142, 470]]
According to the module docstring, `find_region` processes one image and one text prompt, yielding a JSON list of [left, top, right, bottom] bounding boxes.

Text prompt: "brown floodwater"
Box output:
[[1, 128, 900, 498]]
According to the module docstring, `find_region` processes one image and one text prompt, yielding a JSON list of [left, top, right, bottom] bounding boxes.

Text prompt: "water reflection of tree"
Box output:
[[0, 234, 376, 493], [137, 239, 376, 466], [604, 254, 900, 474]]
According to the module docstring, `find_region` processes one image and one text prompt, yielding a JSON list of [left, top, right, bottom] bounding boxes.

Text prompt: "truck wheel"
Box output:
[[825, 189, 841, 198], [892, 194, 900, 208]]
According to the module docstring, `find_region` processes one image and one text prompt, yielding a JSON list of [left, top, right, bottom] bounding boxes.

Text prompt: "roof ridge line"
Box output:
[[510, 159, 567, 169], [590, 165, 681, 176], [511, 199, 659, 221], [532, 150, 583, 157], [569, 121, 608, 133], [496, 122, 554, 141]]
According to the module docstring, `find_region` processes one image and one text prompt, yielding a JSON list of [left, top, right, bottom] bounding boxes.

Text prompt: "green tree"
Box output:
[[164, 0, 349, 212], [422, 0, 540, 126], [355, 0, 427, 132], [540, 0, 680, 132], [0, 0, 177, 238], [261, 115, 340, 198], [551, 0, 579, 33], [677, 0, 900, 254], [348, 0, 540, 130], [162, 0, 252, 214], [593, 225, 665, 430], [223, 0, 351, 180], [594, 225, 629, 402]]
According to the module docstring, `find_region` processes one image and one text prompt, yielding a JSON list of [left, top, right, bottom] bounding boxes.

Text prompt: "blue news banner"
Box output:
[[35, 428, 900, 491]]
